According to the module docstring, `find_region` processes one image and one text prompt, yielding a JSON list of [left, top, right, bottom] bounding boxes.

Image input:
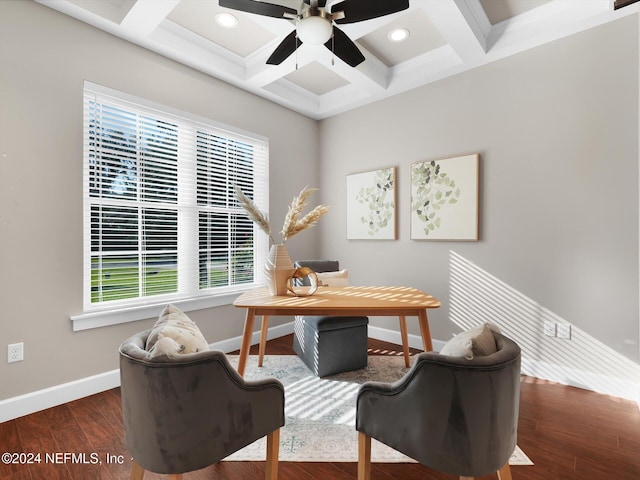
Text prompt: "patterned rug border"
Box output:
[[225, 355, 533, 465]]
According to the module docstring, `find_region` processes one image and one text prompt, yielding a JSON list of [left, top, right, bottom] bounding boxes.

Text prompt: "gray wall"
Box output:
[[0, 0, 318, 400], [1, 0, 638, 404], [318, 16, 640, 391]]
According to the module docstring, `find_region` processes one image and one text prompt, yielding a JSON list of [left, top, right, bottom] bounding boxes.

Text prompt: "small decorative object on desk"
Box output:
[[236, 185, 329, 296], [286, 267, 319, 297], [264, 244, 294, 296]]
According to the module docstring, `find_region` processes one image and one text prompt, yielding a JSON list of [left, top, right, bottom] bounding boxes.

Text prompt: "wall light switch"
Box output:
[[543, 321, 556, 337], [557, 323, 572, 340]]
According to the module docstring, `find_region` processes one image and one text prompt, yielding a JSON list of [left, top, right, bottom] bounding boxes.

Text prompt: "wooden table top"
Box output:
[[233, 285, 441, 316]]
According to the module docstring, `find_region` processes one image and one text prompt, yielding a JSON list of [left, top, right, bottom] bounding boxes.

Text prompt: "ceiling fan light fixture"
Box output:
[[297, 10, 333, 45], [215, 12, 239, 29], [388, 28, 410, 42]]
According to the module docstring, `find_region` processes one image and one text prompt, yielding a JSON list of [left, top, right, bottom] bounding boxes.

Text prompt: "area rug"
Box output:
[[225, 355, 533, 465]]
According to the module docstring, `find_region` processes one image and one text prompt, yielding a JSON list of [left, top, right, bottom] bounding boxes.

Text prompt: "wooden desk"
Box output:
[[233, 286, 441, 376]]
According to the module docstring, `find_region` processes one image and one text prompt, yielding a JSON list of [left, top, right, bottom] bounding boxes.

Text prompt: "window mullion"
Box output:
[[178, 122, 197, 296]]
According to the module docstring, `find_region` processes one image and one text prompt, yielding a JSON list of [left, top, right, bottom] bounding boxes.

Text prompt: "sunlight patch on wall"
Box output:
[[449, 251, 640, 401]]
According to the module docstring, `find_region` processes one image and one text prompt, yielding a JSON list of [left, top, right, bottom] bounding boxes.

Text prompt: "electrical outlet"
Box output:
[[557, 323, 572, 340], [8, 343, 24, 363], [543, 321, 556, 337]]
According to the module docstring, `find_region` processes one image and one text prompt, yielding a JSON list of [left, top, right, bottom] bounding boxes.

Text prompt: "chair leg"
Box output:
[[459, 477, 474, 480], [259, 315, 270, 367], [358, 432, 372, 480], [265, 428, 280, 480], [130, 460, 145, 480], [497, 463, 512, 480], [168, 475, 182, 480]]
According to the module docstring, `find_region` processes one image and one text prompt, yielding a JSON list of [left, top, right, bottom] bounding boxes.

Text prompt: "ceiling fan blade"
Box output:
[[324, 26, 365, 67], [333, 0, 409, 24], [267, 30, 301, 65], [219, 0, 297, 19]]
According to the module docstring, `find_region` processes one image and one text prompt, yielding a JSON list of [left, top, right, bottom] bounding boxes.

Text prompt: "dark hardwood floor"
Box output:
[[1, 334, 639, 479]]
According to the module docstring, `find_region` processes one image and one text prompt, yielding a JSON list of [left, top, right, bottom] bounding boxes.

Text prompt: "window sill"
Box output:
[[70, 289, 252, 331]]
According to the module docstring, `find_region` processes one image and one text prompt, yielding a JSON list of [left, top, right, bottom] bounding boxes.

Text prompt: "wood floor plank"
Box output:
[[1, 334, 639, 480], [0, 420, 24, 479], [66, 394, 128, 480], [13, 410, 73, 480], [42, 404, 113, 480]]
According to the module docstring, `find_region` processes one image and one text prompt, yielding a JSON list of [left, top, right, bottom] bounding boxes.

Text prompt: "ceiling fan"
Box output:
[[218, 0, 409, 67]]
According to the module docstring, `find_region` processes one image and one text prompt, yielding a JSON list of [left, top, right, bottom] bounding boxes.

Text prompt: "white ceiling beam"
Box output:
[[335, 13, 406, 40], [262, 78, 320, 113], [390, 44, 465, 91], [241, 11, 297, 37], [486, 0, 612, 55], [453, 0, 491, 51], [317, 84, 373, 118], [150, 21, 246, 80], [335, 46, 389, 93], [245, 52, 302, 88], [120, 0, 181, 37], [419, 0, 487, 62]]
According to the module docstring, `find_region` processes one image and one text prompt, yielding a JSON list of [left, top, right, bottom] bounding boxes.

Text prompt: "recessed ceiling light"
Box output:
[[388, 28, 410, 42], [215, 12, 239, 29]]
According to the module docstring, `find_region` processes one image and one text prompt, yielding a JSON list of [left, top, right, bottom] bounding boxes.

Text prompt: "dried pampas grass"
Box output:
[[236, 185, 329, 244], [235, 186, 275, 244]]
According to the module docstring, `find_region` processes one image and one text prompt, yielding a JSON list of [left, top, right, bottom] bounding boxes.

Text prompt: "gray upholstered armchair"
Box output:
[[119, 329, 285, 480], [356, 331, 521, 480]]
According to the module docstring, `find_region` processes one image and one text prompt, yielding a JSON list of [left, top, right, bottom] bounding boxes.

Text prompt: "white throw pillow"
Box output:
[[439, 323, 499, 359], [316, 269, 349, 287], [146, 304, 209, 359]]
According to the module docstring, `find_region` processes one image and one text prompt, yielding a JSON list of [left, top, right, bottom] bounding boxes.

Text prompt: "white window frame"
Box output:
[[71, 82, 269, 331]]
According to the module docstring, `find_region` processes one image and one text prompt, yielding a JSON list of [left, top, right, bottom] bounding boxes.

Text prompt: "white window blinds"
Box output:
[[83, 82, 268, 311]]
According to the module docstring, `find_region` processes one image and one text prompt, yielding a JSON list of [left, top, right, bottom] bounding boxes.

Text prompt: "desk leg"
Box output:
[[238, 308, 255, 377], [258, 315, 270, 367], [418, 309, 434, 352], [398, 316, 411, 367]]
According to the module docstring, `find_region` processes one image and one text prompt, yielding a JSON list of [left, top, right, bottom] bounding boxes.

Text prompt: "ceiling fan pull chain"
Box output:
[[331, 34, 335, 66], [295, 28, 299, 70]]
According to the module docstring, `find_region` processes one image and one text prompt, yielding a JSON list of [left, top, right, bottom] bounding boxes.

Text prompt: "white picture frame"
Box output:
[[410, 154, 479, 241], [346, 167, 397, 240]]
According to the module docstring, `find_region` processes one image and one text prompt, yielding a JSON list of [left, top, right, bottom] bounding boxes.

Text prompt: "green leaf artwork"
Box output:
[[411, 160, 461, 236], [355, 168, 395, 236]]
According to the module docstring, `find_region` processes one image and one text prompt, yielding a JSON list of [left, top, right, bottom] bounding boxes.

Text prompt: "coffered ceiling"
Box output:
[[37, 0, 636, 119]]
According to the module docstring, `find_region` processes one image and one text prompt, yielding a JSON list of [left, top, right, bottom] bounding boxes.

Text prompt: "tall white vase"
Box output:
[[264, 244, 295, 296]]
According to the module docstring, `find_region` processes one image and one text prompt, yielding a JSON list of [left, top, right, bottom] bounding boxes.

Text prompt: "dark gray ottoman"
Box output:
[[293, 314, 369, 377]]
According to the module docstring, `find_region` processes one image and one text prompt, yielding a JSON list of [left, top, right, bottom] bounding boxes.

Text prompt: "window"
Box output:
[[82, 82, 268, 317]]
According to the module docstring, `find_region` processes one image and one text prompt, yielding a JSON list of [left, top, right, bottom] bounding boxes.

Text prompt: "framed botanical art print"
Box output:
[[410, 154, 479, 240], [346, 167, 397, 240]]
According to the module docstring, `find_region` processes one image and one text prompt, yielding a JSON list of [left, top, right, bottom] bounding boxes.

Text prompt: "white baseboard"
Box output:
[[521, 357, 640, 403], [367, 325, 446, 352], [208, 321, 294, 353], [0, 370, 121, 423], [2, 321, 637, 422], [0, 322, 296, 423]]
